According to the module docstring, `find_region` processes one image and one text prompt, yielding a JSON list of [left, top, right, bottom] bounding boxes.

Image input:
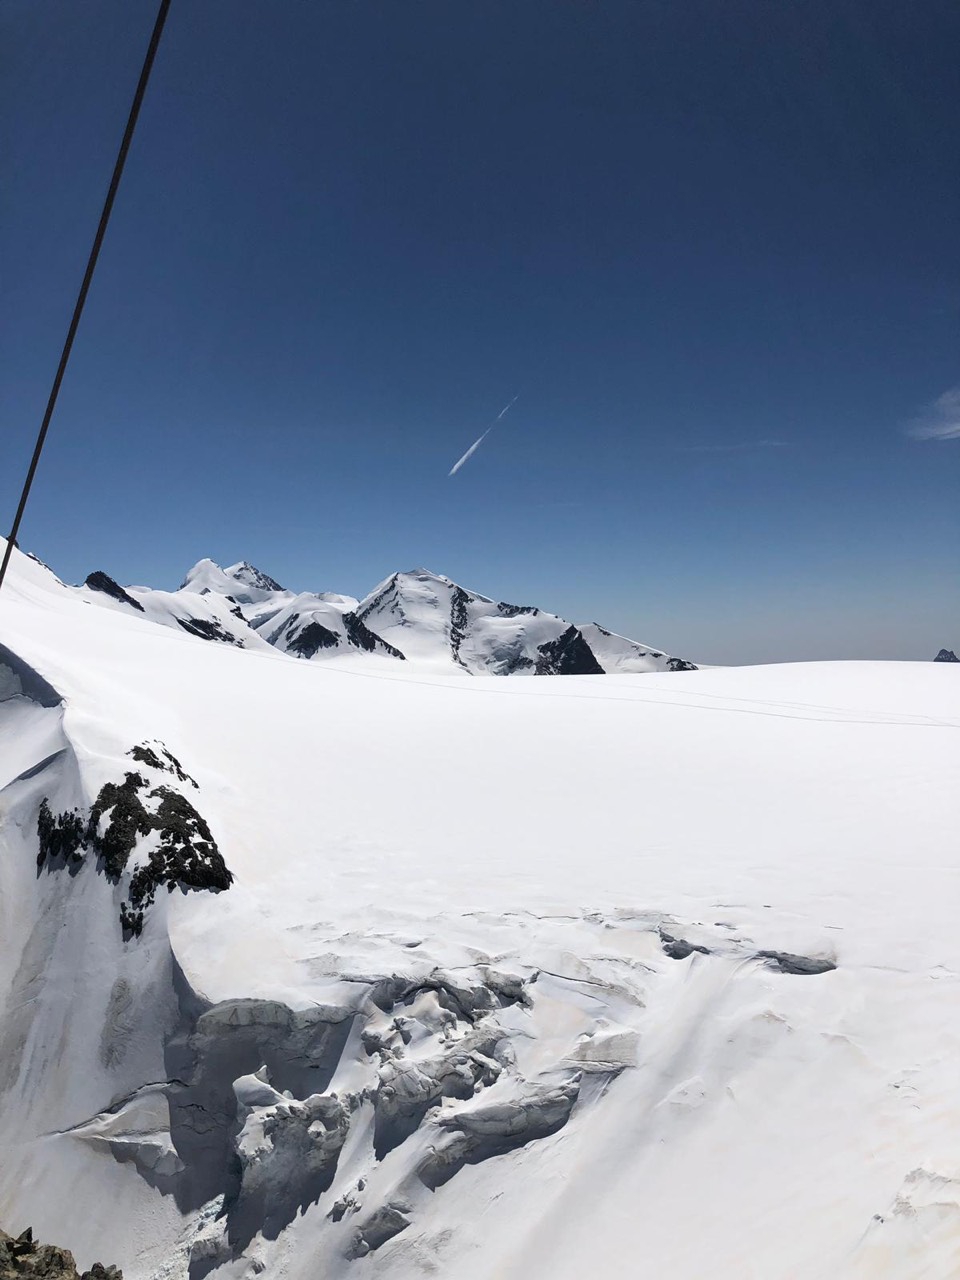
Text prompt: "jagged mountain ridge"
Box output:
[[80, 560, 698, 674]]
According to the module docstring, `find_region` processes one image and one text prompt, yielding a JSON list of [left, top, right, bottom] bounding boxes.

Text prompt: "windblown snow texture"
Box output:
[[0, 537, 957, 1280]]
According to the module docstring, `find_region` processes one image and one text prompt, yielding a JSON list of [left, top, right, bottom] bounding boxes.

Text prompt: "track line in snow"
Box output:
[[292, 660, 960, 729]]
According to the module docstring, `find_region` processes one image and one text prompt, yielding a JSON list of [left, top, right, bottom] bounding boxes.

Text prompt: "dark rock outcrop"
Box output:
[[0, 1226, 121, 1279], [934, 648, 958, 663], [229, 562, 285, 593], [83, 572, 144, 613], [37, 768, 232, 937], [449, 586, 471, 668], [659, 931, 710, 960], [535, 626, 604, 676], [128, 742, 197, 787], [37, 801, 86, 869], [175, 617, 242, 646], [287, 621, 340, 658], [342, 611, 405, 659]]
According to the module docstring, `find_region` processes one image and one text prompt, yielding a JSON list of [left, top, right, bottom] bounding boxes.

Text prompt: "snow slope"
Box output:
[[1, 539, 959, 1279], [355, 568, 697, 674], [77, 558, 698, 674]]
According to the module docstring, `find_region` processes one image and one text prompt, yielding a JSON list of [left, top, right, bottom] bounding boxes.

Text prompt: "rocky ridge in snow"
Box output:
[[80, 559, 697, 675], [0, 1225, 121, 1279]]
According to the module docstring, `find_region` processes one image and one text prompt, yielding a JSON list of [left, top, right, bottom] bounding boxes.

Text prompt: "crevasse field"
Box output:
[[1, 541, 958, 1279]]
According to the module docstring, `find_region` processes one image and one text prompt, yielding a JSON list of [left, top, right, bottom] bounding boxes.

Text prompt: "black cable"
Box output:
[[0, 0, 172, 593]]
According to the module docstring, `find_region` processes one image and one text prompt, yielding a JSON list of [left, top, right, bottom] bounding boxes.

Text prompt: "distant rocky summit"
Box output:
[[934, 648, 958, 662], [75, 559, 698, 675], [0, 1226, 120, 1279]]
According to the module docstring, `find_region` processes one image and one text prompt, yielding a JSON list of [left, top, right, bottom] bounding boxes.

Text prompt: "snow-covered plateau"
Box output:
[[1, 539, 958, 1279]]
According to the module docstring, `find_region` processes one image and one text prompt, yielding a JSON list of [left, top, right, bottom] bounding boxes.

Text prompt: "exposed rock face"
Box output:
[[934, 648, 958, 662], [286, 620, 340, 658], [666, 656, 698, 672], [36, 745, 232, 936], [535, 626, 604, 676], [227, 562, 285, 594], [265, 605, 404, 662], [449, 585, 472, 668], [83, 572, 144, 613], [0, 1226, 121, 1279], [175, 617, 243, 645], [127, 742, 197, 787], [342, 611, 405, 659]]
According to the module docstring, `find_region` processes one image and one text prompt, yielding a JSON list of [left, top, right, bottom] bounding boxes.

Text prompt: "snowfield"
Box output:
[[1, 540, 958, 1279]]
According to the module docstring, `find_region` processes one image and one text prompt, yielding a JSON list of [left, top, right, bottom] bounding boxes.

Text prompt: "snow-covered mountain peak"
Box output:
[[58, 545, 700, 676], [178, 557, 227, 592], [223, 561, 286, 593], [179, 558, 286, 606], [356, 569, 669, 674]]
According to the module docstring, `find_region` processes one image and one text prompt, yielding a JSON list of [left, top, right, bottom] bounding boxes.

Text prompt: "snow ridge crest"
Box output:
[[75, 552, 698, 675]]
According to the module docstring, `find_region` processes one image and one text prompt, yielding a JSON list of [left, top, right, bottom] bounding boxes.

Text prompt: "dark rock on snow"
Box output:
[[0, 1225, 121, 1279], [37, 765, 232, 937], [175, 617, 242, 646], [535, 626, 604, 676], [660, 931, 710, 960], [83, 572, 144, 613], [287, 621, 341, 658], [342, 611, 405, 659], [127, 742, 197, 787]]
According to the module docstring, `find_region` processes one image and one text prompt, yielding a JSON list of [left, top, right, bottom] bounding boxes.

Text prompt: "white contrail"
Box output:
[[495, 393, 520, 420], [448, 427, 493, 476], [448, 395, 519, 476]]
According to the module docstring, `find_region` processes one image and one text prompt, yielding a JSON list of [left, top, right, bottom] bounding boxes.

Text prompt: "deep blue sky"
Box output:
[[2, 0, 958, 663]]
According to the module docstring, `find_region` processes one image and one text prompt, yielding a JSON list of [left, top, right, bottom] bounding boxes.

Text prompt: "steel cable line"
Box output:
[[0, 0, 172, 594]]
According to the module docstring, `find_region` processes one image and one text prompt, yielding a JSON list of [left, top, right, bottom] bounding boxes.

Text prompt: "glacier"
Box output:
[[0, 539, 958, 1278]]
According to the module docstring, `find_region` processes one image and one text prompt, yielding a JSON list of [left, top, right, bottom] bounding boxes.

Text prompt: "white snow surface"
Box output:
[[1, 539, 959, 1279]]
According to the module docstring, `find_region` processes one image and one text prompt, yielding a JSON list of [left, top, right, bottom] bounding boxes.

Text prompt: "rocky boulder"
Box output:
[[0, 1227, 121, 1279]]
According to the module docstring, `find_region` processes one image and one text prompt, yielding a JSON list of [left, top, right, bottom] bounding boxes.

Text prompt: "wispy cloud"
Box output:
[[906, 387, 960, 440], [680, 439, 789, 454]]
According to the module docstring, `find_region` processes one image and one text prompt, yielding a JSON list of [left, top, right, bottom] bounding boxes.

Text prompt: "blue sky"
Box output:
[[2, 0, 958, 663]]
